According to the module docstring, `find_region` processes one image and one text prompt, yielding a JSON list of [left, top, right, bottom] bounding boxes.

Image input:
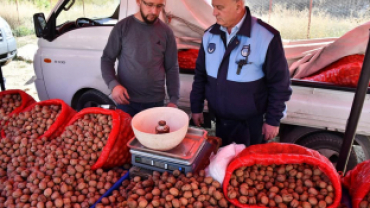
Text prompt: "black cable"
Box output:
[[0, 64, 5, 91]]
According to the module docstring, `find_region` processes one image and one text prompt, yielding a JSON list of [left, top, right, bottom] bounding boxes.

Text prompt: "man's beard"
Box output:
[[140, 9, 158, 24]]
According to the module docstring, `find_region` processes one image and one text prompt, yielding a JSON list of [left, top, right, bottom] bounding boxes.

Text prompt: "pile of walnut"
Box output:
[[95, 170, 231, 208], [227, 164, 335, 208], [155, 120, 170, 134], [4, 104, 61, 139], [359, 192, 370, 208], [59, 113, 112, 162], [0, 93, 22, 128], [0, 113, 129, 208]]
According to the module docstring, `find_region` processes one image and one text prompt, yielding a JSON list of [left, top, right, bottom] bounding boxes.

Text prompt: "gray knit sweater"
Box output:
[[101, 15, 180, 104]]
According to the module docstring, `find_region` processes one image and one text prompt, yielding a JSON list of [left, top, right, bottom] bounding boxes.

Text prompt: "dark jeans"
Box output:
[[215, 115, 264, 147], [117, 101, 164, 117]]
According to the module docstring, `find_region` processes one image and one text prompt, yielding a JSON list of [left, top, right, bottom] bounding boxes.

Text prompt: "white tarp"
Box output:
[[289, 22, 370, 78], [160, 0, 369, 77], [161, 0, 215, 49]]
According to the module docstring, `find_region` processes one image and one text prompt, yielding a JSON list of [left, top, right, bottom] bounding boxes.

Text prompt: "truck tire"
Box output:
[[297, 132, 358, 171], [75, 89, 115, 111]]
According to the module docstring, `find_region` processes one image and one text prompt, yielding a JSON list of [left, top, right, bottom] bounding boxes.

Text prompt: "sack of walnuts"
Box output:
[[2, 99, 76, 140], [342, 159, 370, 208], [60, 107, 134, 170], [0, 89, 36, 130], [223, 143, 342, 208]]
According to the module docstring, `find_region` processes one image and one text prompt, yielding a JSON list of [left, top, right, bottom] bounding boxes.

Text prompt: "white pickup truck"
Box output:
[[32, 0, 370, 169]]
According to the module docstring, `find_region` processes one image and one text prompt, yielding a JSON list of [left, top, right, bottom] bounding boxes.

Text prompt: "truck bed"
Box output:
[[177, 73, 370, 136], [285, 79, 370, 136]]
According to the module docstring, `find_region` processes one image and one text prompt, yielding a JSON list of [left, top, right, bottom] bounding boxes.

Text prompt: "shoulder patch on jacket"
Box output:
[[257, 19, 279, 36]]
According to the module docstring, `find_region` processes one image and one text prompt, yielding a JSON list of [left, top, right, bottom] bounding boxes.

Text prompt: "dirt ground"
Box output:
[[2, 60, 38, 101], [15, 35, 38, 49], [1, 36, 39, 101]]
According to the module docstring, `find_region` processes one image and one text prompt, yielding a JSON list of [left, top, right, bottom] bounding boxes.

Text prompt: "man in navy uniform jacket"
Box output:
[[190, 0, 292, 146]]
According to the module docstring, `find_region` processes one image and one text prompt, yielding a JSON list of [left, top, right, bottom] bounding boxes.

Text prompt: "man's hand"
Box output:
[[262, 123, 279, 141], [112, 85, 130, 105], [192, 113, 204, 127], [166, 102, 178, 108]]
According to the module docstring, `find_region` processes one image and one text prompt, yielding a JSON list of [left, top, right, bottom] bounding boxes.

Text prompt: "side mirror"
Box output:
[[33, 13, 46, 38]]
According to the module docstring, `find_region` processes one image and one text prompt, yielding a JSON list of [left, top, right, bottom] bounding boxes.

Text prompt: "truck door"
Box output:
[[37, 0, 125, 104]]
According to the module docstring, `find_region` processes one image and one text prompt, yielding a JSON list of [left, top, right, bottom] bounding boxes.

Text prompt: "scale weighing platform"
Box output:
[[127, 127, 215, 173]]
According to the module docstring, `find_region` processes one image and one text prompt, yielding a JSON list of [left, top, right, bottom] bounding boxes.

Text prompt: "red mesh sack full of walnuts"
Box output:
[[342, 160, 370, 208], [0, 89, 36, 130], [61, 107, 134, 170], [223, 143, 342, 208], [2, 99, 76, 140]]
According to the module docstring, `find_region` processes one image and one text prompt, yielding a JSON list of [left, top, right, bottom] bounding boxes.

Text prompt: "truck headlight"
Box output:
[[4, 25, 13, 39]]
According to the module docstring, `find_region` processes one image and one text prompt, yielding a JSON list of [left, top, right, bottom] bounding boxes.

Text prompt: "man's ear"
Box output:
[[236, 0, 244, 12], [136, 0, 141, 6]]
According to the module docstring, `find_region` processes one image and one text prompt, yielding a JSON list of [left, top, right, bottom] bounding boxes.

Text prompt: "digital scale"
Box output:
[[127, 127, 216, 174]]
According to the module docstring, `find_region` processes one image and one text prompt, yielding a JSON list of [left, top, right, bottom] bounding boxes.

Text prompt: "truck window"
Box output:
[[56, 0, 119, 34]]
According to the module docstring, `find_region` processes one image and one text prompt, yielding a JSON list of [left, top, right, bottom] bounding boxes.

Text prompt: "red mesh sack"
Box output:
[[93, 109, 134, 169], [0, 89, 36, 130], [0, 89, 36, 115], [178, 49, 199, 72], [342, 160, 370, 208], [223, 143, 342, 208], [303, 55, 368, 87], [63, 107, 134, 170], [2, 99, 76, 140]]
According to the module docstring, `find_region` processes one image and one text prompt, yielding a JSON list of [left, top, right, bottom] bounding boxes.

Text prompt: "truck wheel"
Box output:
[[297, 132, 358, 171], [75, 90, 115, 111]]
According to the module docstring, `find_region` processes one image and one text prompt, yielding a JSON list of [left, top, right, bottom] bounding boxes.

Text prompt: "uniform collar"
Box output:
[[210, 6, 252, 37], [219, 11, 246, 35]]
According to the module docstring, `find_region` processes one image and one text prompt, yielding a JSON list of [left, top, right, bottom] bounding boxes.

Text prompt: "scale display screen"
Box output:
[[135, 157, 151, 165], [133, 156, 186, 173], [130, 138, 215, 174], [153, 161, 165, 169]]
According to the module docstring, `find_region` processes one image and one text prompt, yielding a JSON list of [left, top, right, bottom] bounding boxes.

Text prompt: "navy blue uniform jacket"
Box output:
[[190, 7, 292, 126]]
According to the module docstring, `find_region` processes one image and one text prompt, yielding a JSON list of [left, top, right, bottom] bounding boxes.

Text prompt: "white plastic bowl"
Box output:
[[131, 107, 189, 151]]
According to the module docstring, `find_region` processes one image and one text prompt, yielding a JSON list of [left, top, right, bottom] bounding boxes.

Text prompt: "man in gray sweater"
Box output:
[[101, 0, 179, 117]]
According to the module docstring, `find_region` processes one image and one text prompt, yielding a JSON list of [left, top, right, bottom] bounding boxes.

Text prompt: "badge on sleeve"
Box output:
[[241, 44, 251, 57], [208, 43, 216, 54]]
